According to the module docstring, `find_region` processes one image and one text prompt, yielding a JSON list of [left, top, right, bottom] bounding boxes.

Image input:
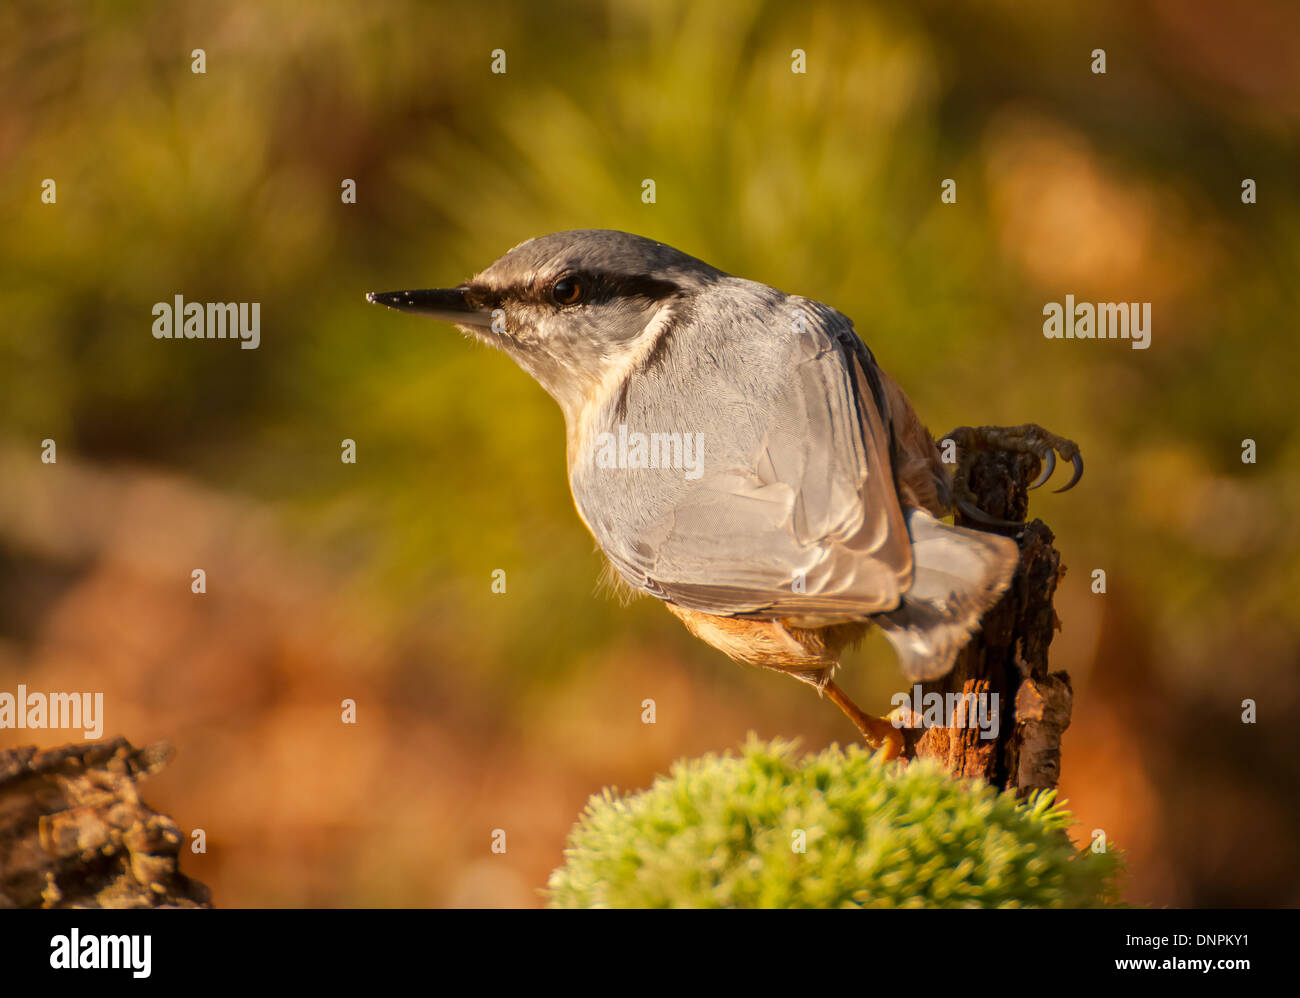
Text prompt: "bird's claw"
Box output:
[[942, 423, 1083, 526], [1054, 452, 1084, 493], [1028, 449, 1055, 490]]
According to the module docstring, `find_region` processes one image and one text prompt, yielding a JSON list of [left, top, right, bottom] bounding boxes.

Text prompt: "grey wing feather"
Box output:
[[574, 284, 913, 620]]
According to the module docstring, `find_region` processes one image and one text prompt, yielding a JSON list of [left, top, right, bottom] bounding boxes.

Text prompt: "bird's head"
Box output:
[[367, 229, 724, 420]]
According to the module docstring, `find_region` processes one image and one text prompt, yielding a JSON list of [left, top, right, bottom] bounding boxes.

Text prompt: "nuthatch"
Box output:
[[368, 230, 1081, 757]]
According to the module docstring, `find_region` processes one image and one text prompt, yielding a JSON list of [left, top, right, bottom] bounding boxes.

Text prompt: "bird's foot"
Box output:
[[823, 681, 905, 761], [941, 423, 1083, 528]]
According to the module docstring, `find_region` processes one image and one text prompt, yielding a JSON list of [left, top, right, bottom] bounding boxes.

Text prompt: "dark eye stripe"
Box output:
[[603, 273, 679, 301], [460, 284, 503, 311], [466, 272, 680, 310]]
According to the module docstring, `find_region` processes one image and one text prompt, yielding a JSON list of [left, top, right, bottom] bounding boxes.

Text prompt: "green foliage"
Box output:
[[547, 737, 1123, 908]]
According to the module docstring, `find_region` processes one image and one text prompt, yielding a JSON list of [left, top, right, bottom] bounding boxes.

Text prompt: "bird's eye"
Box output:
[[550, 276, 584, 306]]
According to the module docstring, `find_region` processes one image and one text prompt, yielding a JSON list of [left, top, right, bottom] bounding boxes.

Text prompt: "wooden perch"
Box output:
[[0, 738, 211, 908], [901, 450, 1073, 794]]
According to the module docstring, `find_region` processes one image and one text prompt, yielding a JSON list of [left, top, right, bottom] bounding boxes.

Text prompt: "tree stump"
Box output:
[[901, 449, 1073, 794], [0, 738, 211, 908]]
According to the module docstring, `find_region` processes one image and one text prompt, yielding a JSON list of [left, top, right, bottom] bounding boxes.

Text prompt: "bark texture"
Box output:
[[0, 738, 210, 908], [902, 449, 1073, 794]]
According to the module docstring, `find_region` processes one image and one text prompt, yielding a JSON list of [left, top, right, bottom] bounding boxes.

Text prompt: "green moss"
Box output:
[[547, 737, 1123, 908]]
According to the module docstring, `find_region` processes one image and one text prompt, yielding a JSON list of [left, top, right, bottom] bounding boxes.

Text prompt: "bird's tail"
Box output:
[[876, 508, 1019, 681]]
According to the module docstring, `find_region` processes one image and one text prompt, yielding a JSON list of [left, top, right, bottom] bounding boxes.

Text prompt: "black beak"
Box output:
[[365, 287, 492, 327]]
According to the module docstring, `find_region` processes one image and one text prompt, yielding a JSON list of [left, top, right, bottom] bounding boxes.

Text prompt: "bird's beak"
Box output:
[[365, 287, 492, 328]]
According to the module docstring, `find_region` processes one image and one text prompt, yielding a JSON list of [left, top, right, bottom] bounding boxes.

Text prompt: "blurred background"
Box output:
[[1, 0, 1297, 906]]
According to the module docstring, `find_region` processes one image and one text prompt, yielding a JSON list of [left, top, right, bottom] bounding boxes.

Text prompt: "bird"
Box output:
[[367, 230, 1081, 758]]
